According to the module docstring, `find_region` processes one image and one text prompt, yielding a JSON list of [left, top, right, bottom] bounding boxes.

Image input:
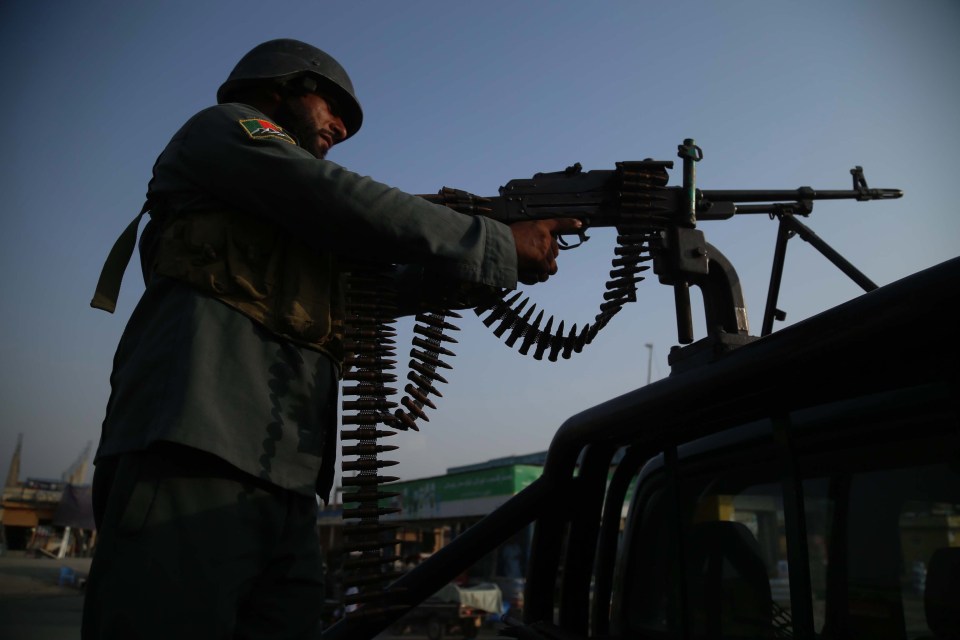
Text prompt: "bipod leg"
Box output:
[[781, 214, 878, 292], [762, 216, 792, 336]]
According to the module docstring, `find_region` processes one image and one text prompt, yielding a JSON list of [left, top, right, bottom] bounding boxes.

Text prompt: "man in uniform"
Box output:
[[82, 39, 578, 639]]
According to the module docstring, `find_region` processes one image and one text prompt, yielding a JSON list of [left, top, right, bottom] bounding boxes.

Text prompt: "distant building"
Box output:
[[317, 453, 550, 610], [1, 435, 94, 556]]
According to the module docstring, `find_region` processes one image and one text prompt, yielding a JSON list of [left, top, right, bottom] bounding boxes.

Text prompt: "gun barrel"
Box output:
[[702, 188, 902, 203]]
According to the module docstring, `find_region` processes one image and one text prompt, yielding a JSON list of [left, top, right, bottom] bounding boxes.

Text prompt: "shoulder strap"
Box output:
[[90, 202, 150, 313]]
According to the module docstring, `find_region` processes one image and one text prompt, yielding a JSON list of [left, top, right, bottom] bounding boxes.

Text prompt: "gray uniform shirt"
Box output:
[[97, 103, 519, 498], [99, 276, 338, 496]]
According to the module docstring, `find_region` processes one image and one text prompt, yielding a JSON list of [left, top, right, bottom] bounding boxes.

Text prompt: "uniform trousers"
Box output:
[[81, 443, 325, 639]]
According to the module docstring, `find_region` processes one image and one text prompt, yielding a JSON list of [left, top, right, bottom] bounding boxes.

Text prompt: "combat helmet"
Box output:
[[217, 38, 363, 139]]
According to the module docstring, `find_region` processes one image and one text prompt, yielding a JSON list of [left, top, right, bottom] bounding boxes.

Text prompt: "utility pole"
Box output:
[[644, 343, 654, 385]]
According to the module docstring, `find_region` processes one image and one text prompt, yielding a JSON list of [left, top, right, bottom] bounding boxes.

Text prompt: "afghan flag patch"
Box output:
[[238, 118, 296, 145]]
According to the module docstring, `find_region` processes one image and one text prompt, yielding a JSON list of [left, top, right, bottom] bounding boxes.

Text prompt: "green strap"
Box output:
[[90, 203, 149, 313]]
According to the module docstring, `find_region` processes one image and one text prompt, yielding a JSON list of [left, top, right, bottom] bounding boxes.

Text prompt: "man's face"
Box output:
[[274, 92, 347, 159]]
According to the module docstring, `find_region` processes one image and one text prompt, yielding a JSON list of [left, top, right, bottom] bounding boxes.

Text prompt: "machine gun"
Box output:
[[422, 138, 901, 370], [334, 139, 902, 623]]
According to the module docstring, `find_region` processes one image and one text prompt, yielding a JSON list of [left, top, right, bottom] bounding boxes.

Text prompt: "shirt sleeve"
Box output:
[[148, 104, 518, 289]]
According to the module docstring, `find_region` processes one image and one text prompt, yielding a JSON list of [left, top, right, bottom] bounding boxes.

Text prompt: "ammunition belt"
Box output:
[[338, 163, 664, 619], [339, 263, 460, 621]]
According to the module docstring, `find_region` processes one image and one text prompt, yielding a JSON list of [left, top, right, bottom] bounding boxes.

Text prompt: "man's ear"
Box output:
[[243, 85, 284, 118]]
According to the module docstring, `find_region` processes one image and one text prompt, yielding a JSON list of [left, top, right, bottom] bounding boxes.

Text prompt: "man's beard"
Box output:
[[274, 99, 327, 159]]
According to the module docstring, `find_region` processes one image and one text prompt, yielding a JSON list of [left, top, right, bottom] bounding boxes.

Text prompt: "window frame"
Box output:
[[610, 380, 957, 639]]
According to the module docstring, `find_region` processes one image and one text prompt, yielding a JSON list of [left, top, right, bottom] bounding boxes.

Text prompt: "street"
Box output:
[[0, 552, 501, 639]]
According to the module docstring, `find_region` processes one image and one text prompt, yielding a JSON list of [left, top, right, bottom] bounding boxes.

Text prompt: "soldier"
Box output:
[[83, 38, 578, 639]]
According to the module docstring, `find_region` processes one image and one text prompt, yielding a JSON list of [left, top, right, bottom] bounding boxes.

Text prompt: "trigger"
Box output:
[[558, 230, 590, 250]]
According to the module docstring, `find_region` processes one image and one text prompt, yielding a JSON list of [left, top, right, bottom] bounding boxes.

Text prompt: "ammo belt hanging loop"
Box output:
[[339, 264, 460, 621], [90, 202, 150, 313]]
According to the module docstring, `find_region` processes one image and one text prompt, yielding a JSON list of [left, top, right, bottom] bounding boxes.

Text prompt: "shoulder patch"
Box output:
[[238, 118, 296, 145]]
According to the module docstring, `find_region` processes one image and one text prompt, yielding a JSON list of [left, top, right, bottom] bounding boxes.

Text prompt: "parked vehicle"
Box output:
[[323, 206, 959, 639]]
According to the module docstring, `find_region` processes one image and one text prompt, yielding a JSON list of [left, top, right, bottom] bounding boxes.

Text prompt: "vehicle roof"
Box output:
[[542, 256, 960, 475]]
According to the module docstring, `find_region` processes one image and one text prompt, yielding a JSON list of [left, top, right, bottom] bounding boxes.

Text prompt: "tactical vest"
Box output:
[[92, 206, 345, 367]]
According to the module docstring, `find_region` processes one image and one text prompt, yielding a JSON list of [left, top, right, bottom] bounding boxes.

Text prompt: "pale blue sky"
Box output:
[[2, 1, 958, 486]]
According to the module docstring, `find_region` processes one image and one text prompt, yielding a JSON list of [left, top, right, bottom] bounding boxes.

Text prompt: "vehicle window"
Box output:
[[618, 429, 959, 640], [685, 479, 796, 638], [843, 463, 960, 640]]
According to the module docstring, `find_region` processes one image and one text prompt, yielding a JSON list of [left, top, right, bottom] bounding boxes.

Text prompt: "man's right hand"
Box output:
[[510, 219, 583, 285]]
